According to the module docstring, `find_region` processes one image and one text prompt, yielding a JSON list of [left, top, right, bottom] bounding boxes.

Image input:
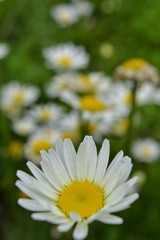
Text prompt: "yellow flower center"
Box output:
[[8, 141, 23, 158], [39, 109, 52, 122], [32, 139, 53, 156], [79, 75, 91, 84], [140, 147, 152, 159], [80, 95, 106, 112], [58, 56, 72, 67], [57, 180, 104, 218], [123, 92, 133, 105], [122, 58, 148, 71], [13, 92, 26, 104], [61, 131, 79, 144]]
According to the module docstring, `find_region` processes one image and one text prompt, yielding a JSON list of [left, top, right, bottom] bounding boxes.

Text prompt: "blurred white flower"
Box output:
[[12, 117, 36, 137], [0, 82, 40, 117], [50, 4, 80, 27], [42, 43, 89, 71], [0, 43, 9, 59], [16, 136, 138, 240], [27, 103, 64, 125], [73, 0, 94, 17], [136, 82, 156, 105], [131, 138, 160, 163], [45, 72, 111, 99], [24, 130, 60, 164], [114, 58, 159, 84]]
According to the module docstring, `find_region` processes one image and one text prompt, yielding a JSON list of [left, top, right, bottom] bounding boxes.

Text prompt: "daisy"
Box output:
[[114, 58, 159, 84], [12, 117, 36, 137], [24, 130, 60, 164], [16, 136, 139, 240], [45, 72, 111, 99], [73, 0, 94, 17], [131, 138, 160, 163], [0, 43, 9, 59], [42, 43, 89, 71], [27, 103, 64, 125], [50, 4, 80, 27], [136, 82, 156, 105], [0, 82, 40, 117]]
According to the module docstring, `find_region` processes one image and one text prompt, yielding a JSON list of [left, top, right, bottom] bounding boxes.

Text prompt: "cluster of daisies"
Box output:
[[50, 0, 94, 27]]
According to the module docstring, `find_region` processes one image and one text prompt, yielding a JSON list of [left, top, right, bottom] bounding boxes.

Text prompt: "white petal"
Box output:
[[40, 152, 64, 190], [55, 139, 65, 162], [108, 193, 139, 212], [76, 142, 88, 181], [107, 183, 128, 205], [94, 139, 110, 184], [73, 221, 88, 240], [57, 221, 75, 232], [48, 149, 71, 185], [69, 212, 82, 222], [97, 213, 123, 224], [18, 198, 47, 211], [63, 139, 77, 180], [26, 161, 49, 185], [86, 138, 98, 182], [17, 170, 36, 185], [31, 212, 68, 224]]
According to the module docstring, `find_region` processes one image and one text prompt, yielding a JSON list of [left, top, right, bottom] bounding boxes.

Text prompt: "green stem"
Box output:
[[125, 81, 138, 155]]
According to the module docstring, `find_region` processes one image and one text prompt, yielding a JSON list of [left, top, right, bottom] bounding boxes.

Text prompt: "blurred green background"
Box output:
[[1, 0, 160, 239]]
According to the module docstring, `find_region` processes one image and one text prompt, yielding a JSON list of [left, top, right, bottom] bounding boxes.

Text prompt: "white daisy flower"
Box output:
[[24, 130, 60, 164], [0, 43, 9, 59], [50, 4, 80, 27], [12, 117, 36, 137], [16, 136, 139, 240], [73, 0, 94, 17], [27, 103, 64, 125], [114, 58, 159, 84], [131, 138, 160, 163], [42, 43, 89, 71], [45, 72, 111, 99], [136, 82, 156, 105], [0, 82, 40, 117]]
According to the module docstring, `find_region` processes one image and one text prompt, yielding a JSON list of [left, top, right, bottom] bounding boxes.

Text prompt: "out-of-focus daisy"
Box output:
[[73, 0, 94, 17], [0, 43, 9, 59], [28, 103, 64, 125], [16, 136, 138, 240], [45, 72, 111, 99], [24, 130, 60, 165], [110, 118, 130, 137], [131, 138, 160, 163], [12, 117, 36, 137], [114, 58, 159, 84], [0, 82, 40, 117], [8, 140, 24, 159], [132, 170, 146, 189], [50, 4, 80, 27], [136, 82, 156, 105], [42, 43, 89, 71]]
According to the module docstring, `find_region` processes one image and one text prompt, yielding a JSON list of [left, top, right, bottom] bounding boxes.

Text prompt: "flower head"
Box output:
[[42, 43, 89, 71], [114, 58, 159, 84], [16, 136, 138, 240], [131, 138, 160, 163]]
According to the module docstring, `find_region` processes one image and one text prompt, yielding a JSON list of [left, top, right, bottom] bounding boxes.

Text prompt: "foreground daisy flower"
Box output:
[[114, 58, 159, 84], [16, 136, 139, 240], [42, 43, 89, 71]]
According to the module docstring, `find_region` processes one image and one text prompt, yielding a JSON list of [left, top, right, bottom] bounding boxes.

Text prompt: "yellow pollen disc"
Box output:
[[39, 110, 52, 122], [32, 139, 53, 156], [61, 131, 80, 144], [123, 92, 133, 105], [58, 56, 72, 67], [140, 147, 152, 159], [57, 180, 104, 218], [122, 58, 149, 70], [8, 141, 23, 158], [80, 95, 106, 112], [13, 92, 26, 104]]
